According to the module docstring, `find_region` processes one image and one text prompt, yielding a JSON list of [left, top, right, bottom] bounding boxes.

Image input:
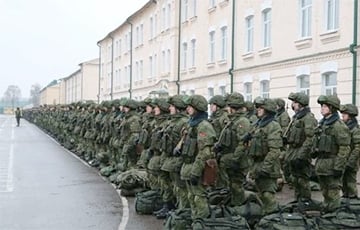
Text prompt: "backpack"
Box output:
[[135, 190, 163, 215], [315, 208, 360, 230], [163, 208, 192, 230], [117, 168, 148, 190], [193, 206, 250, 230], [256, 211, 318, 230]]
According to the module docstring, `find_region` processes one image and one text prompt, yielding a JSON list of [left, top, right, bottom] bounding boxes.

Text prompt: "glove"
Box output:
[[282, 137, 288, 145], [146, 149, 154, 160], [333, 169, 343, 177], [242, 133, 252, 143], [213, 142, 222, 154], [190, 175, 200, 186], [173, 147, 181, 156]]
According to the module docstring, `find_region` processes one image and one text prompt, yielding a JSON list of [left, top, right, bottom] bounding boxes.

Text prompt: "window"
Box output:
[[140, 24, 143, 45], [162, 50, 166, 72], [209, 31, 215, 63], [167, 4, 171, 28], [107, 45, 112, 60], [260, 80, 270, 98], [150, 17, 154, 38], [245, 16, 254, 52], [154, 14, 158, 36], [167, 49, 171, 72], [182, 43, 188, 70], [182, 0, 189, 22], [191, 0, 197, 17], [208, 87, 214, 98], [300, 0, 312, 38], [244, 83, 252, 101], [262, 9, 271, 48], [181, 90, 186, 95], [219, 85, 226, 96], [135, 26, 139, 47], [135, 61, 139, 81], [189, 89, 195, 95], [322, 72, 337, 95], [297, 75, 310, 95], [209, 0, 216, 8], [154, 54, 158, 77], [162, 7, 166, 31], [325, 0, 339, 31], [139, 60, 143, 80], [190, 39, 196, 67], [149, 56, 153, 77], [220, 26, 228, 60]]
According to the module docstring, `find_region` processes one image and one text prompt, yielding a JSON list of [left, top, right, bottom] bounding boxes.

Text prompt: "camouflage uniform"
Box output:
[[340, 104, 360, 198], [285, 92, 317, 201], [244, 101, 258, 124], [248, 98, 282, 214], [313, 95, 351, 212], [208, 95, 228, 138], [180, 95, 216, 224], [215, 93, 251, 206]]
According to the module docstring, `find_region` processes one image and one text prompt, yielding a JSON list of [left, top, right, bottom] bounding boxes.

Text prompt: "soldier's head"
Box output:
[[340, 104, 358, 122], [255, 97, 276, 118], [153, 98, 170, 115], [186, 94, 208, 116], [209, 95, 226, 113], [226, 92, 245, 113], [274, 98, 286, 111], [288, 92, 309, 112], [317, 95, 340, 116], [244, 101, 255, 113], [122, 99, 138, 113], [143, 97, 154, 113], [168, 95, 187, 114]]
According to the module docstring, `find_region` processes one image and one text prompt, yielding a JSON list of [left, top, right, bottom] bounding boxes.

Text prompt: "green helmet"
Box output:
[[256, 98, 276, 113], [123, 99, 138, 109], [244, 101, 255, 111], [187, 95, 208, 112], [274, 98, 286, 108], [168, 95, 187, 109], [226, 92, 245, 108], [340, 104, 358, 116], [209, 95, 226, 108], [288, 92, 309, 106], [153, 98, 170, 112], [317, 95, 340, 110]]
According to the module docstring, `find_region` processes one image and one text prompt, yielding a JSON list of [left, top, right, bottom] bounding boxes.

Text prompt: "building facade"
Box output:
[[96, 0, 360, 117], [40, 81, 61, 105]]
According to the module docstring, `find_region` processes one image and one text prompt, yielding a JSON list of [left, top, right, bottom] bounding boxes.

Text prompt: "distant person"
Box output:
[[15, 107, 22, 126]]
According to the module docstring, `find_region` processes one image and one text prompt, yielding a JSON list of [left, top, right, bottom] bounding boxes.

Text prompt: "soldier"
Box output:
[[248, 98, 282, 214], [313, 95, 350, 212], [244, 101, 258, 124], [340, 104, 360, 198], [208, 95, 228, 138], [119, 99, 142, 171], [15, 107, 22, 126], [214, 92, 251, 206], [285, 92, 317, 202], [156, 95, 188, 218], [179, 95, 216, 229]]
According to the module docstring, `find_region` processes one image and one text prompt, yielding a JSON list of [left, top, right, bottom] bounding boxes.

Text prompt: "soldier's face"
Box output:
[[341, 113, 351, 122], [154, 106, 161, 115], [256, 107, 265, 118], [292, 101, 300, 112], [123, 107, 130, 113], [187, 105, 195, 116], [146, 105, 153, 113], [320, 104, 331, 117], [210, 104, 218, 113], [169, 104, 176, 114]]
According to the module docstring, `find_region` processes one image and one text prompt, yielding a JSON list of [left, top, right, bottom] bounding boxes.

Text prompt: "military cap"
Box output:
[[209, 95, 226, 108], [340, 104, 358, 116], [274, 98, 286, 108], [263, 98, 277, 113], [168, 95, 187, 109], [122, 99, 138, 109], [244, 101, 255, 111], [254, 96, 265, 108], [317, 95, 340, 110], [226, 92, 245, 108], [111, 99, 121, 107], [288, 92, 309, 106], [153, 98, 170, 112], [186, 94, 208, 112]]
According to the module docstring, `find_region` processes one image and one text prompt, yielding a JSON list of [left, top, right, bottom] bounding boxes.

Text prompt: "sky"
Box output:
[[0, 0, 148, 98]]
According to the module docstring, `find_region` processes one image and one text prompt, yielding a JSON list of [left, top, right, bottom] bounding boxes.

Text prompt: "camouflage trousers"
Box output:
[[172, 172, 189, 209], [255, 176, 279, 215], [318, 175, 342, 212], [159, 170, 174, 203], [342, 167, 358, 198], [290, 161, 312, 200], [186, 181, 209, 220]]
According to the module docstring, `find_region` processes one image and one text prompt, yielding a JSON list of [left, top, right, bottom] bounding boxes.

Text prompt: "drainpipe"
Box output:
[[110, 34, 114, 100], [176, 0, 182, 95], [229, 0, 236, 93], [350, 0, 358, 104], [97, 43, 101, 104], [126, 19, 133, 99]]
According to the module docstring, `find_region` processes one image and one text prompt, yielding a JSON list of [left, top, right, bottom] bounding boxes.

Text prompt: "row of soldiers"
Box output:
[[23, 92, 359, 229]]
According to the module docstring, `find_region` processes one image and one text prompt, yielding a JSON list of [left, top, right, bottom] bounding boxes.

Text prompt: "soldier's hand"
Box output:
[[213, 142, 222, 154], [173, 147, 181, 156]]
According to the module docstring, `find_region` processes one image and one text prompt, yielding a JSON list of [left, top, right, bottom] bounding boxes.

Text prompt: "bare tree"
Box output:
[[3, 85, 21, 110], [30, 83, 41, 107]]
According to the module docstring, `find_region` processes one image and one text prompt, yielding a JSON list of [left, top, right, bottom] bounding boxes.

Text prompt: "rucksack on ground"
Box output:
[[135, 189, 163, 215]]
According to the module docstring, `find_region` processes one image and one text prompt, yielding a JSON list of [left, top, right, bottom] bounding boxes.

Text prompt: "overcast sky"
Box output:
[[0, 0, 147, 98]]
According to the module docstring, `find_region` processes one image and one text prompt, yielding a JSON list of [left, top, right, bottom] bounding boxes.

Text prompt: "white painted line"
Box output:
[[6, 144, 14, 192], [118, 195, 129, 230]]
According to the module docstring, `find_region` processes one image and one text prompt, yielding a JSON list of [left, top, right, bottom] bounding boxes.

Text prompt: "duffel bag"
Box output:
[[163, 208, 192, 230], [256, 211, 318, 230], [316, 208, 360, 230], [135, 189, 163, 215]]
